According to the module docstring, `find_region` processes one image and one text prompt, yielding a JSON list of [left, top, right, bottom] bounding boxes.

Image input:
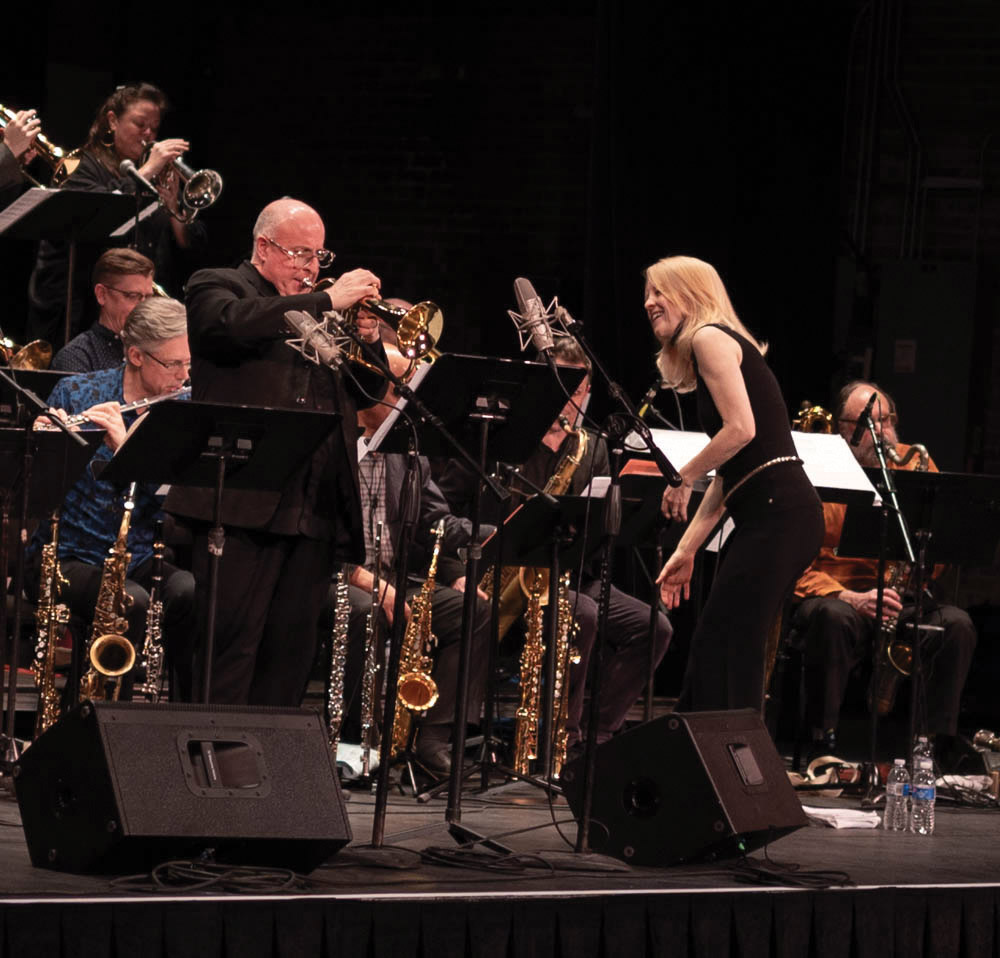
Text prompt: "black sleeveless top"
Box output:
[[693, 324, 797, 493]]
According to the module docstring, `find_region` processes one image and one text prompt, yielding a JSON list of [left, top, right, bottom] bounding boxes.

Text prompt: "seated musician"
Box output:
[[28, 297, 195, 701], [791, 381, 976, 757], [51, 248, 156, 373], [434, 338, 673, 762], [334, 345, 492, 775]]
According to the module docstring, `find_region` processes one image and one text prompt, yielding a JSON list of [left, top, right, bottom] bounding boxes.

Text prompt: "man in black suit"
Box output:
[[166, 197, 387, 706]]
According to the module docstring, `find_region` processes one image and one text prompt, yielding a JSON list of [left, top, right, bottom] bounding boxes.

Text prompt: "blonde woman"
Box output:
[[646, 255, 823, 712]]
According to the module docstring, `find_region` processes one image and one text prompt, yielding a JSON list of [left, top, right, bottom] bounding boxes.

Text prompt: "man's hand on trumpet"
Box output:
[[324, 268, 382, 323]]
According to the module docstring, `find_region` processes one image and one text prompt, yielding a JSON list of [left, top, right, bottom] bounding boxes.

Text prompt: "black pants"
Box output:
[[565, 582, 672, 745], [678, 465, 824, 713], [192, 528, 336, 706], [793, 595, 976, 735]]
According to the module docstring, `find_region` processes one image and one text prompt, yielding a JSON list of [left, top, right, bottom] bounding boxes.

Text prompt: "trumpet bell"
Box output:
[[396, 302, 443, 361], [182, 167, 224, 211]]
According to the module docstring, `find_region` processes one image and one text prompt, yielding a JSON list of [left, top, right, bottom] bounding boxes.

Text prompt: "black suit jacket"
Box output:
[[166, 260, 387, 564]]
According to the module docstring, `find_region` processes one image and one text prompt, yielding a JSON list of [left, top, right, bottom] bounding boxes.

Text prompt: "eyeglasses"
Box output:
[[142, 349, 191, 371], [263, 237, 335, 269], [104, 285, 152, 304]]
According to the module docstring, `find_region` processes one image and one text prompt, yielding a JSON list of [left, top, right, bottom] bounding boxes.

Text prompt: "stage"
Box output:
[[2, 775, 999, 958]]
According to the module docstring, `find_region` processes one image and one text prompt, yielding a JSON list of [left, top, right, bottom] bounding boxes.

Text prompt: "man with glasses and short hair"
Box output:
[[51, 248, 156, 373], [791, 380, 976, 759], [29, 296, 195, 701], [166, 197, 388, 707]]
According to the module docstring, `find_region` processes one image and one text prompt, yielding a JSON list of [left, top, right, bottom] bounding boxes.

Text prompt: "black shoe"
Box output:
[[416, 726, 452, 775]]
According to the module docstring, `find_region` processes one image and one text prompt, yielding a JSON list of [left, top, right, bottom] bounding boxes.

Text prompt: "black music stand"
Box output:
[[0, 370, 71, 422], [0, 189, 136, 345], [839, 468, 1000, 772], [0, 428, 101, 769], [99, 400, 342, 703], [376, 354, 584, 838]]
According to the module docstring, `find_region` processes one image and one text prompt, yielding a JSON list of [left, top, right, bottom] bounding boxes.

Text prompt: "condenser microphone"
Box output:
[[850, 391, 878, 447], [119, 159, 159, 195], [284, 310, 345, 368], [512, 277, 555, 354]]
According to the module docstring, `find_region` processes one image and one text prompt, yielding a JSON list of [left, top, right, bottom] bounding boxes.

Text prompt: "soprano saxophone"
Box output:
[[391, 520, 444, 759], [78, 483, 137, 702], [32, 512, 70, 737], [133, 521, 165, 703]]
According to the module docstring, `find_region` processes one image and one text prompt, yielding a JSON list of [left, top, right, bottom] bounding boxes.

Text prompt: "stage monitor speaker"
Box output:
[[560, 709, 807, 866], [14, 701, 351, 874]]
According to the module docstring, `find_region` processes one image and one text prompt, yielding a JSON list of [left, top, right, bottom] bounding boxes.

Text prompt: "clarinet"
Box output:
[[360, 521, 383, 780], [134, 520, 166, 703], [327, 568, 351, 756]]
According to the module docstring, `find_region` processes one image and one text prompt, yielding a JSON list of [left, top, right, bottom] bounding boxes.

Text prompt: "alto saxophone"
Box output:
[[32, 511, 70, 737], [133, 521, 165, 703], [78, 483, 138, 702], [869, 441, 931, 716], [390, 520, 444, 759]]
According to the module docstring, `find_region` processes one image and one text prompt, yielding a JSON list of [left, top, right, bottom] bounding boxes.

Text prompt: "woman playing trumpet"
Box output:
[[27, 82, 206, 347], [648, 255, 823, 713]]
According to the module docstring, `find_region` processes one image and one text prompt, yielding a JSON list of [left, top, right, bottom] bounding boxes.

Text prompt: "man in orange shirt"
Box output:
[[792, 381, 976, 754]]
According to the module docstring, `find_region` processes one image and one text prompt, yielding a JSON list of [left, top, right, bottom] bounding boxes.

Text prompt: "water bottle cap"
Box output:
[[894, 758, 906, 766], [916, 757, 934, 770]]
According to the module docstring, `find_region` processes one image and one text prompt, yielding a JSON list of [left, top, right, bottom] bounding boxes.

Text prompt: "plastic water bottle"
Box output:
[[910, 757, 936, 835], [912, 735, 933, 766], [883, 759, 910, 831]]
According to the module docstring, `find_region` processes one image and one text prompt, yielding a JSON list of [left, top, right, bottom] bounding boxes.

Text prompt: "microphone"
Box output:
[[284, 310, 346, 368], [850, 391, 878, 447], [119, 159, 159, 195], [637, 378, 664, 419], [510, 277, 555, 355]]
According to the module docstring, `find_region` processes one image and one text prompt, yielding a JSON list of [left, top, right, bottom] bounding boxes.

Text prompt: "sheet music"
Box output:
[[626, 428, 714, 476], [110, 199, 159, 237], [0, 187, 54, 234], [357, 361, 434, 461]]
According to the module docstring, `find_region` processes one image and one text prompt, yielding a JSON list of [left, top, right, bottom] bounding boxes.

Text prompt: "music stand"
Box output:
[[0, 370, 71, 422], [0, 189, 136, 345], [99, 400, 342, 703]]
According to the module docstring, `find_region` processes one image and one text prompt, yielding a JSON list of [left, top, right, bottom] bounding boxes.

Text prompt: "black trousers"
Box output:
[[565, 582, 672, 745], [192, 528, 336, 706], [677, 465, 824, 714], [793, 595, 976, 735]]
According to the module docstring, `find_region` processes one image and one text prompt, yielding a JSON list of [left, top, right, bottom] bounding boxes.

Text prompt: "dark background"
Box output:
[[4, 2, 998, 570]]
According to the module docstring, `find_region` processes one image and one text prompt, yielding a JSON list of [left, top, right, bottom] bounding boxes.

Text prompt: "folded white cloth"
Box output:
[[802, 805, 882, 829]]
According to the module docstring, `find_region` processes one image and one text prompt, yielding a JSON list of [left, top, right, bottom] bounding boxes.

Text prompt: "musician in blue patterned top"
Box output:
[[28, 296, 196, 700]]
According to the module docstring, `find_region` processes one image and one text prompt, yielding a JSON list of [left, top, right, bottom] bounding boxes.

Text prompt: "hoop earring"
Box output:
[[101, 127, 115, 148]]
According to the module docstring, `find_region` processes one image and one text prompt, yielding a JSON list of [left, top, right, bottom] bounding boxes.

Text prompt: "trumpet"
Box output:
[[344, 297, 442, 383], [0, 102, 80, 186], [143, 142, 223, 223]]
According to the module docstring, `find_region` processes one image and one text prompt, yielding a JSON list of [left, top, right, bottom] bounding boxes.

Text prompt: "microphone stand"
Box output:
[[0, 370, 86, 777], [334, 326, 508, 849], [862, 416, 915, 803], [554, 315, 681, 853]]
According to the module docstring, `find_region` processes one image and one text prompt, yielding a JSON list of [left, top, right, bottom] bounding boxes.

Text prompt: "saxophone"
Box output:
[[78, 483, 138, 703], [32, 512, 70, 737], [551, 572, 580, 777], [869, 441, 931, 716], [480, 418, 589, 640], [326, 567, 351, 757], [390, 520, 444, 759], [133, 521, 165, 703]]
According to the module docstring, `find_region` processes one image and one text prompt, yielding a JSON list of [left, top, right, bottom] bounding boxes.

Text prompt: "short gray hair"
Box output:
[[121, 297, 187, 352]]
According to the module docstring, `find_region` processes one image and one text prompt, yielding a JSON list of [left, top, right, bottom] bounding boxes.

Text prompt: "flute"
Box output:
[[35, 386, 190, 430]]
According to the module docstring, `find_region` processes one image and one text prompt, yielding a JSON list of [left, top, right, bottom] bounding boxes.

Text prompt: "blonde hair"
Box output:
[[645, 256, 765, 393]]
